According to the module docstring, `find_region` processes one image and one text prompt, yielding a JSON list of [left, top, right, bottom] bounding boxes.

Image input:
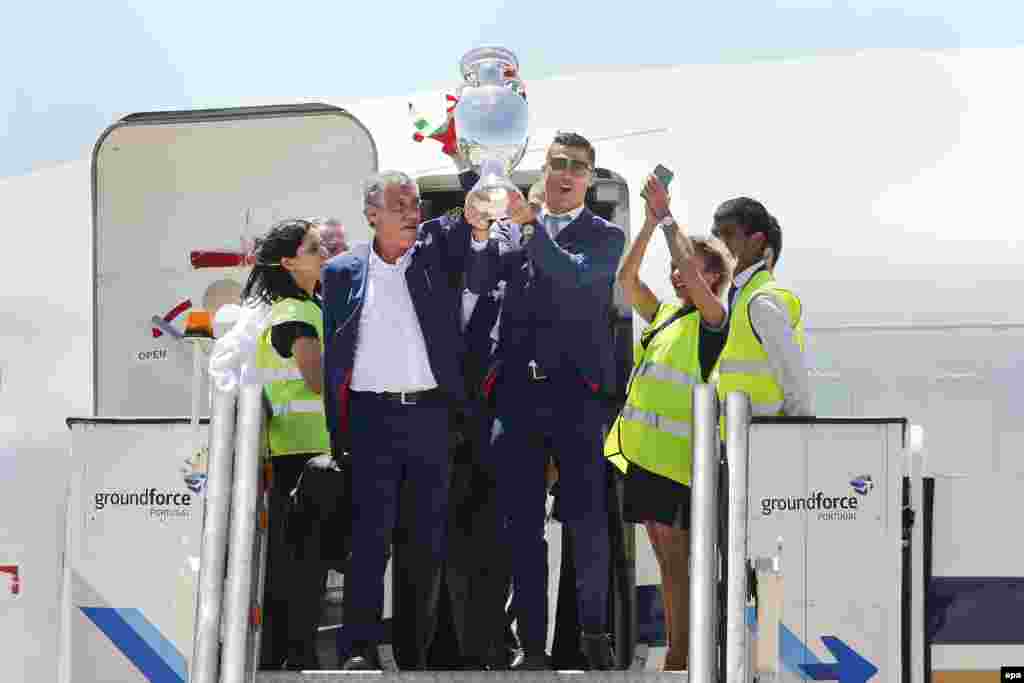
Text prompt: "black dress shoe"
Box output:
[[282, 648, 318, 671], [580, 632, 614, 671], [341, 648, 382, 671], [509, 650, 551, 671]]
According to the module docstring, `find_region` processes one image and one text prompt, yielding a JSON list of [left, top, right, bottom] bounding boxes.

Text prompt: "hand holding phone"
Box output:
[[641, 163, 674, 200]]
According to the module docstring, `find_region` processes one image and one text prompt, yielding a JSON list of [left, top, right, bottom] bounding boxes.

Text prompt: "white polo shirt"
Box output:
[[350, 245, 438, 392]]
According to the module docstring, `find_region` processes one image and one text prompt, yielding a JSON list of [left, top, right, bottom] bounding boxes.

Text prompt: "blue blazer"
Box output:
[[462, 286, 502, 399], [479, 207, 626, 393], [320, 215, 481, 447]]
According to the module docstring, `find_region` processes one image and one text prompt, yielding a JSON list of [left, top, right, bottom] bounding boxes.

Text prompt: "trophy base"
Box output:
[[467, 184, 524, 223], [467, 158, 525, 222]]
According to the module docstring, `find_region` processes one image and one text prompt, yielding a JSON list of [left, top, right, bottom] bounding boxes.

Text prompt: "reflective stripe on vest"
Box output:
[[248, 367, 305, 384], [632, 360, 699, 387], [271, 399, 325, 417], [255, 297, 330, 457], [604, 304, 701, 486], [714, 269, 804, 431], [716, 359, 772, 375], [619, 405, 691, 438]]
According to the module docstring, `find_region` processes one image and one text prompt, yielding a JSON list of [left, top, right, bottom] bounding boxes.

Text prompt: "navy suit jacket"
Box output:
[[461, 287, 502, 399], [478, 207, 626, 393], [320, 215, 482, 448]]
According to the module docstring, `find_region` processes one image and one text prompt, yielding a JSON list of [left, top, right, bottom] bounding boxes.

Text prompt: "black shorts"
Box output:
[[622, 462, 691, 529]]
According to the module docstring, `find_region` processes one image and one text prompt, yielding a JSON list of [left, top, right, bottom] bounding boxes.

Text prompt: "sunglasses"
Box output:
[[546, 156, 592, 176]]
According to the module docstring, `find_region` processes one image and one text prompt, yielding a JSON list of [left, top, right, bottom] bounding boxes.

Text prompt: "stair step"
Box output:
[[255, 672, 687, 682]]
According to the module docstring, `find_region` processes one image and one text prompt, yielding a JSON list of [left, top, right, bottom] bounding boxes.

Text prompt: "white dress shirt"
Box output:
[[350, 245, 438, 392], [730, 260, 813, 416]]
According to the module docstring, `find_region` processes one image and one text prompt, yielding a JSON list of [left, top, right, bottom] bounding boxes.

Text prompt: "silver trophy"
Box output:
[[454, 46, 530, 222]]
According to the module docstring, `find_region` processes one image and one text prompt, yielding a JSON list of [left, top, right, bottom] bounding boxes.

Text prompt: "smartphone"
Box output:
[[641, 163, 674, 200]]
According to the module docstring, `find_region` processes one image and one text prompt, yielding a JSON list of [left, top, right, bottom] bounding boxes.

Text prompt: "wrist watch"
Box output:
[[657, 215, 676, 231], [521, 222, 535, 244]]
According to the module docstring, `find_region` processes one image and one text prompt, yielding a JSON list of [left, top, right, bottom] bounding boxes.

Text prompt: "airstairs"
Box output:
[[190, 382, 922, 683]]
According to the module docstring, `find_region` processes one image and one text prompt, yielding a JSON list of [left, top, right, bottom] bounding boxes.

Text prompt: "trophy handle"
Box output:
[[508, 135, 529, 175]]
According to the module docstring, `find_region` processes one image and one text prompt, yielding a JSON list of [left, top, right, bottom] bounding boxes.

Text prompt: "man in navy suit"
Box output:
[[320, 170, 490, 671], [426, 267, 508, 669], [475, 132, 627, 670]]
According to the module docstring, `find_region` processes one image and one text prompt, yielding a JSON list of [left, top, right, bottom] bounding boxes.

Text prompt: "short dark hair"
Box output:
[[551, 131, 595, 167], [712, 197, 783, 266]]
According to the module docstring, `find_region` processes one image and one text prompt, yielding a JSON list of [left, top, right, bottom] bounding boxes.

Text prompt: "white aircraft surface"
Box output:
[[1, 48, 1023, 682]]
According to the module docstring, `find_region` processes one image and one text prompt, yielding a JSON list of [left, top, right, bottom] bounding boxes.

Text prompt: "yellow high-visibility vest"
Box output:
[[712, 269, 804, 435], [254, 297, 329, 456], [605, 303, 702, 486]]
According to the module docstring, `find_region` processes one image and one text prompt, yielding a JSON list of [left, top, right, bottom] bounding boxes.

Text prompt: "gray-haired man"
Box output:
[[321, 171, 490, 670]]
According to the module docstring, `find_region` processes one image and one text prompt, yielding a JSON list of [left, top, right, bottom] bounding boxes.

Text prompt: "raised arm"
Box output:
[[502, 192, 624, 290], [524, 218, 625, 289], [675, 254, 727, 328], [642, 173, 726, 327], [424, 209, 492, 294], [617, 207, 661, 324], [644, 174, 694, 267]]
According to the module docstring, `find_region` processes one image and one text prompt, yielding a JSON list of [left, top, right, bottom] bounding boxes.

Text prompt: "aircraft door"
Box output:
[[91, 104, 378, 417]]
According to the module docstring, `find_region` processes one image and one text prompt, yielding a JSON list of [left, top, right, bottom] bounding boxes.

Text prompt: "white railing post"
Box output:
[[689, 384, 720, 682], [220, 383, 264, 683], [725, 391, 752, 683], [191, 387, 237, 683]]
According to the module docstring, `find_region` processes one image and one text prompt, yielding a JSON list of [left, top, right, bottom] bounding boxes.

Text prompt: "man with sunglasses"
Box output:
[[470, 132, 627, 670], [320, 170, 491, 671]]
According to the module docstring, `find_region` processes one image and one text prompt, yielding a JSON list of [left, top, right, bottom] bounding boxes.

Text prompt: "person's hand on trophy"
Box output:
[[506, 191, 539, 231], [527, 179, 545, 213], [464, 202, 491, 242]]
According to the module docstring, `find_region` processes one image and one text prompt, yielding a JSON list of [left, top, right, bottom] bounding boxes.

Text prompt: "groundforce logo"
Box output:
[[94, 488, 193, 521], [760, 490, 860, 521]]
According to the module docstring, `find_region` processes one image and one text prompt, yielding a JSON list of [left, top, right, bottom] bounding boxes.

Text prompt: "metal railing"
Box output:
[[191, 387, 237, 683], [725, 392, 752, 683], [192, 381, 268, 683], [193, 380, 785, 682], [688, 384, 720, 682], [689, 387, 775, 683]]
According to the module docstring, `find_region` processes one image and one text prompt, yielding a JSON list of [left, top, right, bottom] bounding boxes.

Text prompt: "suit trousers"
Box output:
[[487, 372, 611, 654], [342, 391, 451, 668]]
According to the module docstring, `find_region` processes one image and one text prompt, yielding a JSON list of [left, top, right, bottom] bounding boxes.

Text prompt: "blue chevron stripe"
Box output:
[[117, 608, 187, 681], [746, 606, 818, 680], [80, 607, 185, 683]]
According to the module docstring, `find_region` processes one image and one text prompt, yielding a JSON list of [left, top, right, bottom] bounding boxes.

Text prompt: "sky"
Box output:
[[3, 0, 1023, 179]]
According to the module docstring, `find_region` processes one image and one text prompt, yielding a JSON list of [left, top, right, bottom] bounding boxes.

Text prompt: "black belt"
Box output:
[[527, 360, 548, 382], [350, 388, 442, 406]]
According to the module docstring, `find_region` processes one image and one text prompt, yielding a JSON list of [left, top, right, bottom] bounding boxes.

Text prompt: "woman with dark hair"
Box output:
[[244, 218, 330, 670], [605, 174, 732, 672]]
